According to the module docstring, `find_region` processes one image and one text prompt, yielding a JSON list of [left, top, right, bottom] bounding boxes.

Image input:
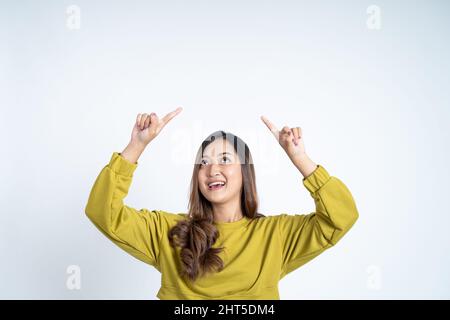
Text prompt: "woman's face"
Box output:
[[197, 138, 243, 205]]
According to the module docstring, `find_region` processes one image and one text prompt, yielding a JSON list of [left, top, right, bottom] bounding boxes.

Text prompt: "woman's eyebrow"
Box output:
[[202, 152, 233, 159]]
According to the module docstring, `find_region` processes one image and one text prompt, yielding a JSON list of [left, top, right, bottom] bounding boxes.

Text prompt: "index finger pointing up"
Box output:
[[161, 106, 183, 126], [261, 115, 279, 139]]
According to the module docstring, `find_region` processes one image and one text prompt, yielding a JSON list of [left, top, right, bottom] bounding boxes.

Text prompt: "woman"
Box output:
[[85, 107, 359, 299]]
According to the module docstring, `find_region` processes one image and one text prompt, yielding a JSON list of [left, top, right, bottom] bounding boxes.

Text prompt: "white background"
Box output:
[[1, 0, 449, 299]]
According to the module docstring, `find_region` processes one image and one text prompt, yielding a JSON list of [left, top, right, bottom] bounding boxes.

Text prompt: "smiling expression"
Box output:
[[197, 138, 243, 205]]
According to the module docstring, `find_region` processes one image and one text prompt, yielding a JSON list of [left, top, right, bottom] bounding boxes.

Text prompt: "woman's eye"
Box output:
[[200, 157, 230, 166]]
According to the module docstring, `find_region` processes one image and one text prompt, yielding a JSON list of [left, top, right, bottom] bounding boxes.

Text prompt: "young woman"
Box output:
[[85, 107, 359, 299]]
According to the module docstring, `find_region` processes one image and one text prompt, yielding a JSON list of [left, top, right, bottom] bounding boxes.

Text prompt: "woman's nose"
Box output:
[[208, 163, 221, 176]]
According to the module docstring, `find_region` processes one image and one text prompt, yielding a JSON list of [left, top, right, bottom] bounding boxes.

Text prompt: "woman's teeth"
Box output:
[[208, 182, 226, 190]]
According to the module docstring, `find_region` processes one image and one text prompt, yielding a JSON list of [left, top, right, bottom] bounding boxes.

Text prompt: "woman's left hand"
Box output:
[[261, 115, 318, 178], [260, 115, 306, 161]]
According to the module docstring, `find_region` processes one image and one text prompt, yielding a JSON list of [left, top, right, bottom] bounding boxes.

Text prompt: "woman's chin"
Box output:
[[206, 194, 229, 204]]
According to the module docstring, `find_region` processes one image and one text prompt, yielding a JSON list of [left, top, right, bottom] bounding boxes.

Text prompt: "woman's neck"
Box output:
[[212, 202, 244, 223]]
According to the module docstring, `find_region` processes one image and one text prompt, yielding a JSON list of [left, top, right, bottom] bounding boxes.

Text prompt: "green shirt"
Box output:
[[85, 152, 359, 299]]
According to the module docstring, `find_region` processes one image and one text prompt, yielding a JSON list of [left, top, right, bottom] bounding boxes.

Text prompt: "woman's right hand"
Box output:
[[131, 107, 183, 147]]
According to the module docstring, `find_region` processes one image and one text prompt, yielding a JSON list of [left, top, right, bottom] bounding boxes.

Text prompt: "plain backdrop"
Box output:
[[1, 0, 449, 299]]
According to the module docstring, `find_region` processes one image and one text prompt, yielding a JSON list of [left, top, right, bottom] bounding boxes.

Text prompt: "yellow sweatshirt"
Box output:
[[85, 152, 359, 300]]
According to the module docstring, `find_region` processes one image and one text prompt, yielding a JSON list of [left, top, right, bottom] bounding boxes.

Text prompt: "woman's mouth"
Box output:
[[208, 182, 226, 191]]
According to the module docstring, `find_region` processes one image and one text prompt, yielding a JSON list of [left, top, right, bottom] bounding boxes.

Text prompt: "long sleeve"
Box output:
[[84, 152, 165, 270], [278, 165, 359, 279]]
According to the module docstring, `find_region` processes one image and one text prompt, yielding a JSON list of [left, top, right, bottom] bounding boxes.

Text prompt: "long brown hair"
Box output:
[[168, 131, 264, 282]]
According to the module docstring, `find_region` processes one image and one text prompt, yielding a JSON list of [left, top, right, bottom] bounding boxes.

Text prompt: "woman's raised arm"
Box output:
[[261, 115, 359, 278], [84, 108, 182, 268]]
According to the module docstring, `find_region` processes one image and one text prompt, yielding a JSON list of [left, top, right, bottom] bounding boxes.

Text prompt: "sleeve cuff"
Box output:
[[302, 165, 331, 193], [108, 152, 138, 177]]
